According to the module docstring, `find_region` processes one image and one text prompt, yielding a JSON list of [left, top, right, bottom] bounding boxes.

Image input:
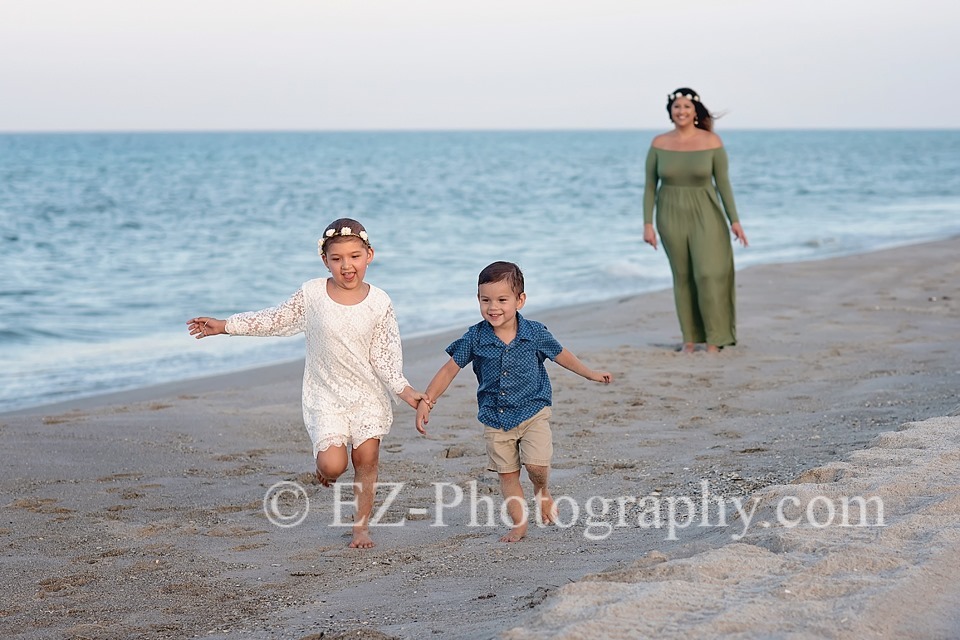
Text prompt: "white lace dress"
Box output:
[[225, 279, 410, 457]]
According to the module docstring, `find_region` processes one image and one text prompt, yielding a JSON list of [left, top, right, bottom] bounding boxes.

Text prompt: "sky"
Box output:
[[1, 0, 957, 131]]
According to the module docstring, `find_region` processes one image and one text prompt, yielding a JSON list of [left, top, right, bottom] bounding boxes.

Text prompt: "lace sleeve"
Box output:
[[369, 304, 410, 397], [225, 288, 305, 337]]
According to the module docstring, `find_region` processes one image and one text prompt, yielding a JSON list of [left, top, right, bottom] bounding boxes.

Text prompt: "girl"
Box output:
[[187, 218, 423, 548]]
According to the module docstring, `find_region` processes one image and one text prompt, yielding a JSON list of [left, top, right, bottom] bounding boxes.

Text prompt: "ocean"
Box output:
[[2, 130, 959, 413]]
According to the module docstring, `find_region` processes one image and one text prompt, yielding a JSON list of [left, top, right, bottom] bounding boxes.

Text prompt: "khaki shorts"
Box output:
[[484, 407, 553, 473]]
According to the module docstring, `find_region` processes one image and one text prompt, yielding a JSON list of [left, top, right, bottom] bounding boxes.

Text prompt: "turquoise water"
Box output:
[[2, 130, 959, 412]]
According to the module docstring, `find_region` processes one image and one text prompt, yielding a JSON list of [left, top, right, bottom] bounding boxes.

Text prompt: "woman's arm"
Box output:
[[713, 148, 748, 247], [643, 147, 659, 249]]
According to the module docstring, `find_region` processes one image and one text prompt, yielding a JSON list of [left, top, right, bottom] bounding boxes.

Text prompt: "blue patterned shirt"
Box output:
[[446, 313, 563, 431]]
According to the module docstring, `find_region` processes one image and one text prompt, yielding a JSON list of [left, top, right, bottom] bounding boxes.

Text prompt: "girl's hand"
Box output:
[[398, 386, 426, 410], [731, 222, 749, 247], [643, 224, 658, 250], [187, 317, 226, 339], [415, 398, 432, 434], [589, 370, 613, 384]]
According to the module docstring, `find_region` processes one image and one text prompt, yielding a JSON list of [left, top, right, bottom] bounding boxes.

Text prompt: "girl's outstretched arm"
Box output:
[[187, 317, 227, 339], [553, 349, 613, 384]]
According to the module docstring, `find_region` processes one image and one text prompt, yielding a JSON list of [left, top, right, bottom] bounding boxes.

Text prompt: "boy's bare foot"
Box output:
[[349, 527, 375, 549], [682, 342, 696, 354], [500, 524, 527, 543], [535, 492, 558, 525]]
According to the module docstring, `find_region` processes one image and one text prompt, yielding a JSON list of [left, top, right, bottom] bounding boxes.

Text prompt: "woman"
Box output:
[[643, 87, 748, 353]]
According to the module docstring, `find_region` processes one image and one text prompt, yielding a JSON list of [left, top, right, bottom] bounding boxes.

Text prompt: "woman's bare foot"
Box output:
[[349, 527, 375, 549], [500, 524, 527, 543], [682, 342, 696, 354], [706, 344, 721, 354]]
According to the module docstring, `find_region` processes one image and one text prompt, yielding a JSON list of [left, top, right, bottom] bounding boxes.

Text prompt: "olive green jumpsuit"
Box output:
[[643, 147, 739, 347]]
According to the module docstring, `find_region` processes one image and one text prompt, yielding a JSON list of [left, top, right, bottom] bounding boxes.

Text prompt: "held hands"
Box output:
[[187, 317, 226, 339], [731, 222, 749, 247], [400, 386, 434, 435], [415, 395, 436, 434], [398, 386, 427, 410]]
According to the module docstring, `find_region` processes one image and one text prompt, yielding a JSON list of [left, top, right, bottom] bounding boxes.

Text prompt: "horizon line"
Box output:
[[2, 126, 958, 135]]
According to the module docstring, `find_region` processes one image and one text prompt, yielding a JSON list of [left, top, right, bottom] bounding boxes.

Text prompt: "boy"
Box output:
[[416, 261, 612, 542]]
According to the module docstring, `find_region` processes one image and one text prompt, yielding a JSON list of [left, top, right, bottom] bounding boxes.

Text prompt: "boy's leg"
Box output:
[[525, 464, 557, 525], [315, 445, 349, 487], [349, 438, 381, 549], [517, 409, 556, 525], [497, 471, 529, 543], [486, 426, 527, 542]]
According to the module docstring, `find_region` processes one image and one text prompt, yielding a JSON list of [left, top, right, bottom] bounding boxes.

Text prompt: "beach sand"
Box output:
[[1, 238, 958, 639]]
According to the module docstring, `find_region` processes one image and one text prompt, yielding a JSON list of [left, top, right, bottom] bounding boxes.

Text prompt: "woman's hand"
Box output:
[[731, 222, 749, 247], [643, 224, 658, 250]]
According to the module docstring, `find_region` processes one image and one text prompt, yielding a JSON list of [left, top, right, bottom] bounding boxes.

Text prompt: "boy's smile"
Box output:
[[478, 280, 526, 333]]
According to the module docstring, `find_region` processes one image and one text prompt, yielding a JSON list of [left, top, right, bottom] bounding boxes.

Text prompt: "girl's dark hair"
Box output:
[[478, 261, 524, 295], [319, 217, 370, 255], [666, 87, 715, 132]]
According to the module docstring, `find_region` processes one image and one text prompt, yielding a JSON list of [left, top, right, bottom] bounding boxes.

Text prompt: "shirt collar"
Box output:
[[479, 312, 533, 346]]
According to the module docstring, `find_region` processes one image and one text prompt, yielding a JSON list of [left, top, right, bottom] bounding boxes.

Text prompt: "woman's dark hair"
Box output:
[[666, 87, 714, 132], [478, 261, 524, 296]]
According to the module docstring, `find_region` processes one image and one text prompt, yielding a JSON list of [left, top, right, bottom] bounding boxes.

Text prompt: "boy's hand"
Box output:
[[415, 398, 432, 434], [589, 370, 613, 384]]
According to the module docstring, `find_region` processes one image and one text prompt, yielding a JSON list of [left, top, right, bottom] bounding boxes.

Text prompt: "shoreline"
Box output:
[[6, 233, 958, 420], [2, 237, 959, 639]]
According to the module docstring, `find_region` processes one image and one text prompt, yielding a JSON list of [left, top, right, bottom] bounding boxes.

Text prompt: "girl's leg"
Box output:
[[349, 438, 381, 549], [497, 470, 528, 542], [525, 464, 557, 525], [315, 445, 349, 487]]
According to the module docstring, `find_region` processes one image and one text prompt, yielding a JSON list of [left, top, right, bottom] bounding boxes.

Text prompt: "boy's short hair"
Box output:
[[478, 261, 524, 296]]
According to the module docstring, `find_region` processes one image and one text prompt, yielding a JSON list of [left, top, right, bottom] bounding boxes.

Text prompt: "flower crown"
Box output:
[[317, 226, 370, 255], [668, 92, 700, 103]]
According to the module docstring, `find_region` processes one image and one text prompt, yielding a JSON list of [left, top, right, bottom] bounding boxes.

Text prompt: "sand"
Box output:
[[1, 238, 958, 639]]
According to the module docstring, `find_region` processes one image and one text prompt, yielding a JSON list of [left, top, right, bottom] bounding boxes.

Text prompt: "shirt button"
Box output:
[[498, 408, 504, 413], [502, 371, 508, 376]]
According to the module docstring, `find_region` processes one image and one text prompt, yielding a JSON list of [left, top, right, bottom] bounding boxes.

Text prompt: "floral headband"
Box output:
[[317, 226, 370, 255], [668, 92, 700, 102]]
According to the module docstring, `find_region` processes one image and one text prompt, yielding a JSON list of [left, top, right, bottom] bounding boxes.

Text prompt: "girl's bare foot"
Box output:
[[682, 342, 696, 354], [500, 524, 527, 543], [315, 470, 334, 487], [349, 527, 375, 549]]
